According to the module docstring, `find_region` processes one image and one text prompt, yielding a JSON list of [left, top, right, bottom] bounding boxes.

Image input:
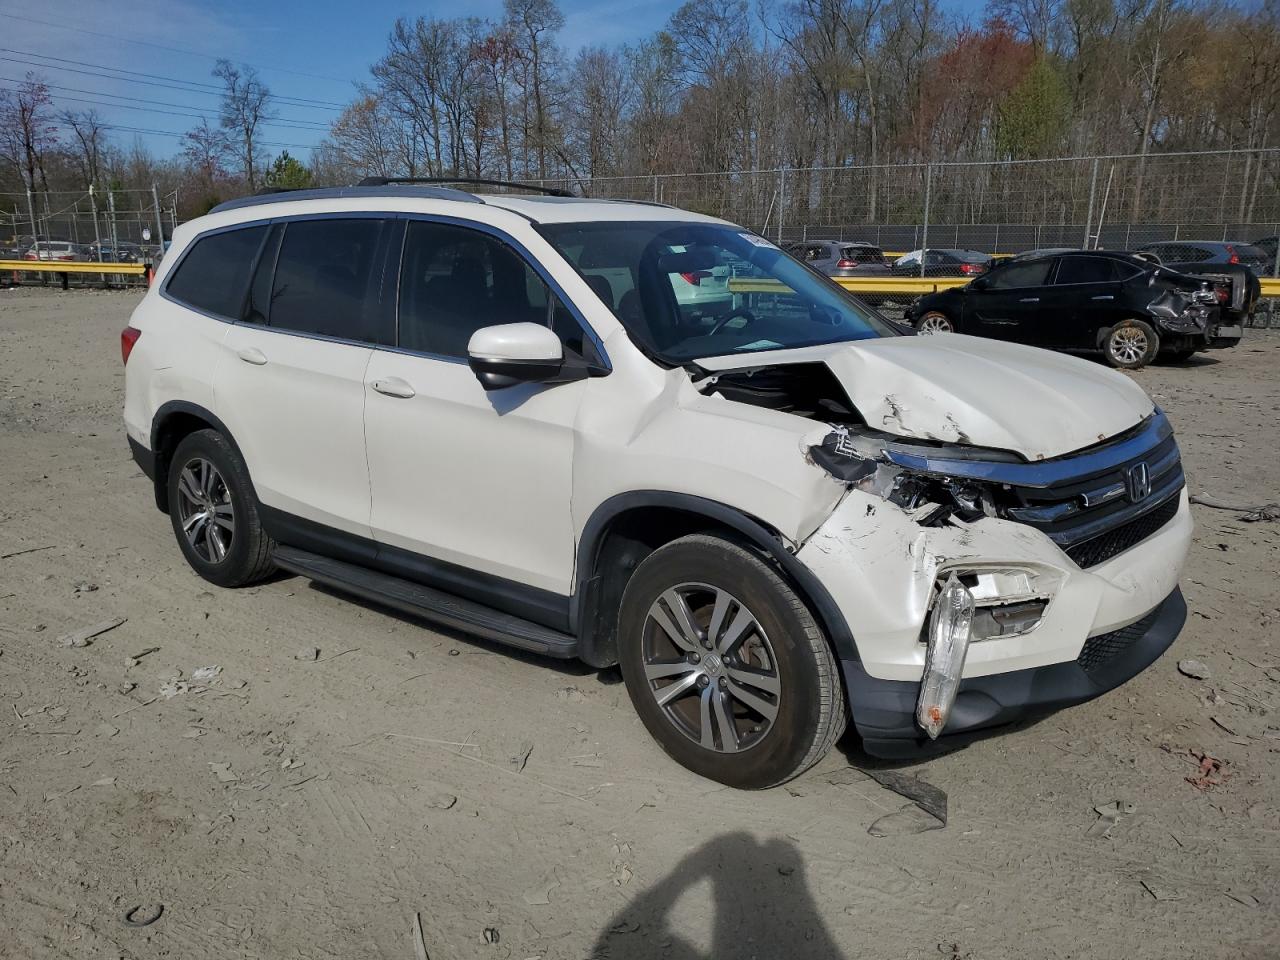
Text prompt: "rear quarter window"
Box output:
[[165, 226, 268, 319]]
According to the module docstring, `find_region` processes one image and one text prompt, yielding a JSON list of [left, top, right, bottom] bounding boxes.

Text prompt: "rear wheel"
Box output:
[[617, 535, 846, 789], [167, 429, 275, 587], [1104, 319, 1159, 369], [916, 311, 955, 334]]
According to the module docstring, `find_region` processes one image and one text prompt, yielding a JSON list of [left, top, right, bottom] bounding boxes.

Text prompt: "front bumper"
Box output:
[[845, 587, 1186, 757]]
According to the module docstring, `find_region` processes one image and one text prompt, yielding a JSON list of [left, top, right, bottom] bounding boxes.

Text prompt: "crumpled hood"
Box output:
[[695, 334, 1155, 460]]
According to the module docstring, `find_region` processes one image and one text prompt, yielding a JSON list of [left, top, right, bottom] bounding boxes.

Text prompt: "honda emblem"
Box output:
[[1126, 462, 1151, 503]]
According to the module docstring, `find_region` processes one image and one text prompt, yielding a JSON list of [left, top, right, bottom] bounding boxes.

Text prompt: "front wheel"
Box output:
[[916, 311, 955, 334], [1104, 319, 1159, 369], [617, 535, 847, 789]]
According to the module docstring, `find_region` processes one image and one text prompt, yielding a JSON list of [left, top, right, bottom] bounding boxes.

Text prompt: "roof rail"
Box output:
[[357, 176, 576, 198], [207, 184, 483, 215]]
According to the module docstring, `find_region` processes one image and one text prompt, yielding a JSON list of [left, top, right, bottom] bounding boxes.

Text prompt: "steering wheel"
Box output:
[[708, 307, 757, 336]]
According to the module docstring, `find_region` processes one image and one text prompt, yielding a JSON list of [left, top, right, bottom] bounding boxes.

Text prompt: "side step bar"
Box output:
[[272, 546, 579, 659]]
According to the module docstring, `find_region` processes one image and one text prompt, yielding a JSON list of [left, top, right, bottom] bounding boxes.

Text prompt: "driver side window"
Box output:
[[397, 220, 588, 359]]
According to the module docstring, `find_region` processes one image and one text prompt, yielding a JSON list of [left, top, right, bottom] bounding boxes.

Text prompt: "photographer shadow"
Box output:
[[591, 831, 845, 959]]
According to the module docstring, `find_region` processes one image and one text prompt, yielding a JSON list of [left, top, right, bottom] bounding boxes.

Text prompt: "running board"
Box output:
[[272, 546, 579, 659]]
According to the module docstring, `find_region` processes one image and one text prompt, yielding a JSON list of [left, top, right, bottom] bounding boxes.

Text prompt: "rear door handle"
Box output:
[[238, 346, 267, 365], [1019, 297, 1040, 303], [370, 377, 416, 399], [1091, 295, 1115, 301]]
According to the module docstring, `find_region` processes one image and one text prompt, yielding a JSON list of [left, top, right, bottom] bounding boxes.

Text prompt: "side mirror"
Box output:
[[968, 276, 988, 291], [467, 322, 566, 391]]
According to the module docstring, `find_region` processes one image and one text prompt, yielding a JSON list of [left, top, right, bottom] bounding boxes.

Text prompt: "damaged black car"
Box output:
[[904, 250, 1226, 368]]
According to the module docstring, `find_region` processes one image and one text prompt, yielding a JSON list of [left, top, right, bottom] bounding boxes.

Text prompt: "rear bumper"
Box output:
[[1207, 324, 1242, 349], [128, 436, 155, 480], [844, 587, 1186, 758]]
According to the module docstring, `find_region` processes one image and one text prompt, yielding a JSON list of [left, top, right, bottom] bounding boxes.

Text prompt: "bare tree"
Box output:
[[213, 60, 273, 189], [0, 73, 58, 191], [62, 109, 108, 190], [504, 0, 565, 178]]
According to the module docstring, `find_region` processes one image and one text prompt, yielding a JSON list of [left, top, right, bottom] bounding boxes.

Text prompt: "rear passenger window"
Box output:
[[1054, 257, 1116, 284], [397, 220, 590, 360], [987, 260, 1052, 289], [268, 218, 386, 342], [166, 226, 267, 319]]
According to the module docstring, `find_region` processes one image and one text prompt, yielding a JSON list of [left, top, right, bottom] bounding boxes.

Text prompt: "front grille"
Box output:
[[1001, 421, 1184, 568], [1064, 493, 1181, 568], [1078, 606, 1162, 675]]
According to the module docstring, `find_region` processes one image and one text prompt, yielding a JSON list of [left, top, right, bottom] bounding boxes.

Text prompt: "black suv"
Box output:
[[905, 250, 1230, 368]]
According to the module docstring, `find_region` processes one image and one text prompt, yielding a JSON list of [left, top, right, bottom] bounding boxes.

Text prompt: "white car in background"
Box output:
[[122, 179, 1191, 788]]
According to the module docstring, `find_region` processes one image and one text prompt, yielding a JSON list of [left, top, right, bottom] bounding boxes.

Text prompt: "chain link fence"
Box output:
[[1, 187, 178, 288]]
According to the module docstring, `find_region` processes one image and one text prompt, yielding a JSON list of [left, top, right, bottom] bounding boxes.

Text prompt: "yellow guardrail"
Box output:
[[735, 274, 1280, 299], [1, 259, 148, 275], [730, 276, 969, 296]]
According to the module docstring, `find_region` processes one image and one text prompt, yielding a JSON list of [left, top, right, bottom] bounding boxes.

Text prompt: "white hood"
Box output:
[[696, 334, 1155, 461]]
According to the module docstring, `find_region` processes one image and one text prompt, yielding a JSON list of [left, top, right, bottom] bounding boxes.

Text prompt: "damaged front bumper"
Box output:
[[843, 588, 1186, 757], [795, 414, 1192, 755]]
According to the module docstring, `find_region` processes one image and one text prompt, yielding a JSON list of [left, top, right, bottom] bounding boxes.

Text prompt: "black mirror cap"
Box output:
[[468, 354, 605, 391]]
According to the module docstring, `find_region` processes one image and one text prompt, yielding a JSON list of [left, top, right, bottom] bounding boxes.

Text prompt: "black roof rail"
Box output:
[[208, 184, 483, 215], [357, 176, 576, 198]]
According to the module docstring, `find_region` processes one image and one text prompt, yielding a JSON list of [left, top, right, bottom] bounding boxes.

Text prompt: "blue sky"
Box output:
[[3, 0, 985, 162], [0, 0, 688, 159]]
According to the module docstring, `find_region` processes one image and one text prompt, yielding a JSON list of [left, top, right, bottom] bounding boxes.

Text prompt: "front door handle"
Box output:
[[1091, 295, 1115, 301], [1019, 297, 1040, 303], [370, 377, 416, 399], [238, 346, 267, 365]]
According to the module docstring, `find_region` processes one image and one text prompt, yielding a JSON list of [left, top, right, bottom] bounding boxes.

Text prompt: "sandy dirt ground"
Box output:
[[0, 287, 1277, 960]]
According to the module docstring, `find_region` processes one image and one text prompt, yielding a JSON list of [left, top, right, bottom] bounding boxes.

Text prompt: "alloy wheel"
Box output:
[[175, 457, 235, 563], [917, 313, 954, 334], [1110, 327, 1148, 365], [641, 583, 781, 753]]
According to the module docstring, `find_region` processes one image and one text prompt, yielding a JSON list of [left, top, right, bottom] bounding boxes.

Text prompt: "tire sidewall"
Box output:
[[617, 538, 830, 789], [166, 430, 261, 587]]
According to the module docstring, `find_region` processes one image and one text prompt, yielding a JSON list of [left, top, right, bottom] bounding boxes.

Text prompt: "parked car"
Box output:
[[905, 250, 1229, 367], [892, 248, 992, 277], [1136, 240, 1271, 269], [123, 182, 1190, 786], [88, 240, 144, 263], [784, 240, 891, 277], [23, 240, 87, 262]]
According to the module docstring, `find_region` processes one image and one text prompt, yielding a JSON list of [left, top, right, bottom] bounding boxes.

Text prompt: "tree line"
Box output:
[[3, 0, 1279, 229]]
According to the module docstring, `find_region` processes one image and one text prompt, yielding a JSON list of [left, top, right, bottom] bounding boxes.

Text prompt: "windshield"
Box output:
[[537, 221, 894, 363]]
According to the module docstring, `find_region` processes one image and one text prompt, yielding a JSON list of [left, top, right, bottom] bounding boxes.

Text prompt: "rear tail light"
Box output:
[[836, 258, 857, 268], [121, 326, 141, 365], [959, 263, 984, 275], [679, 271, 711, 286], [1226, 245, 1240, 264]]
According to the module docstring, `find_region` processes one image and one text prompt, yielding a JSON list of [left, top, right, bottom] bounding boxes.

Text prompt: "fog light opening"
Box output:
[[917, 573, 976, 740]]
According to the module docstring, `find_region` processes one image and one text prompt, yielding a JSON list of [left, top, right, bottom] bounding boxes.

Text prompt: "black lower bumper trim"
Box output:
[[128, 436, 155, 480], [844, 587, 1187, 758]]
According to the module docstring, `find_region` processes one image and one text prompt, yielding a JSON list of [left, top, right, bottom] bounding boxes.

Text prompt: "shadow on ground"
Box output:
[[591, 832, 845, 959]]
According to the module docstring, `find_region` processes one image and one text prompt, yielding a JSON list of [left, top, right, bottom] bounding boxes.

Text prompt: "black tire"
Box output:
[[617, 535, 847, 789], [166, 429, 275, 587], [1103, 319, 1159, 369], [915, 310, 955, 334]]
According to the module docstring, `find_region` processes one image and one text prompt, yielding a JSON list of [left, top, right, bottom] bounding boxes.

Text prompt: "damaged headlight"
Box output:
[[809, 428, 1006, 525], [936, 566, 1062, 641]]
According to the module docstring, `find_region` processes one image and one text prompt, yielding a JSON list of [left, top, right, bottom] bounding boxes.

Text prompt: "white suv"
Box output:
[[122, 181, 1191, 788]]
